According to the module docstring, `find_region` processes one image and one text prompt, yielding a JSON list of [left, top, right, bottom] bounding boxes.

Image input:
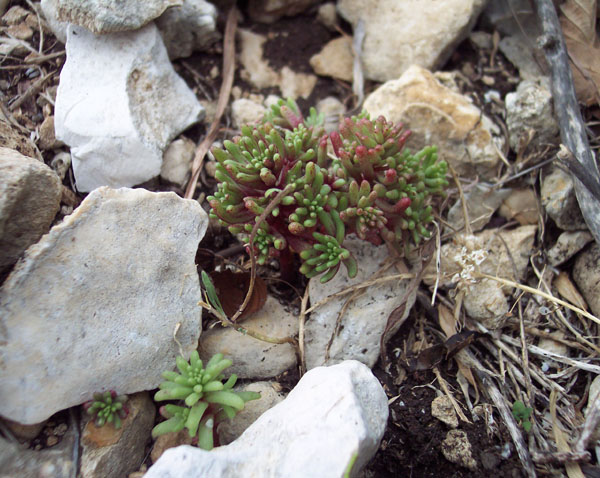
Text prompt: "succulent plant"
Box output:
[[152, 351, 260, 450], [83, 391, 129, 429], [208, 98, 448, 283]]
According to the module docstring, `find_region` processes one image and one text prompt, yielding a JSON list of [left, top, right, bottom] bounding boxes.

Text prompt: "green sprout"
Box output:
[[152, 351, 260, 450], [83, 391, 129, 429], [512, 400, 533, 432]]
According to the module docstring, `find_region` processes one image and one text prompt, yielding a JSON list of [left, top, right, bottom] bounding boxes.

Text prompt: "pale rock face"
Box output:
[[305, 237, 417, 370], [317, 95, 346, 133], [231, 98, 267, 128], [337, 0, 487, 82], [446, 183, 511, 232], [541, 167, 586, 231], [441, 430, 477, 470], [0, 147, 62, 272], [80, 392, 156, 478], [55, 0, 181, 33], [145, 361, 388, 478], [505, 79, 559, 153], [364, 65, 504, 180], [155, 0, 219, 60], [546, 231, 593, 266], [310, 36, 353, 82], [463, 278, 510, 329], [0, 187, 207, 424], [55, 23, 203, 192], [198, 296, 298, 379]]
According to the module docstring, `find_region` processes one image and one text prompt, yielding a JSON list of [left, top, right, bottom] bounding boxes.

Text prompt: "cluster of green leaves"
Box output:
[[512, 400, 533, 432], [83, 391, 128, 429], [208, 98, 448, 283], [152, 350, 260, 450]]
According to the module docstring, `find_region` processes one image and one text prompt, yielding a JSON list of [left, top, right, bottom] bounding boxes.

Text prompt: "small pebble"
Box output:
[[46, 435, 58, 447]]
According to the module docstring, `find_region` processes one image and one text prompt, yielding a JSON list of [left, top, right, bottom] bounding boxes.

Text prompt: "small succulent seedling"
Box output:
[[208, 98, 448, 283], [152, 351, 260, 450], [83, 391, 129, 429], [512, 400, 533, 432]]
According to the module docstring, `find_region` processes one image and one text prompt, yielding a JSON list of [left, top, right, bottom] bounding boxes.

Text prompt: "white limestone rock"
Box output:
[[364, 65, 504, 180], [316, 95, 346, 133], [55, 23, 203, 192], [145, 361, 388, 478], [505, 79, 558, 153], [305, 237, 417, 370], [0, 147, 62, 272], [573, 243, 600, 318], [337, 0, 487, 82], [198, 296, 298, 379], [309, 36, 353, 82], [55, 0, 181, 33], [446, 183, 511, 232], [0, 187, 207, 424], [547, 230, 593, 266], [155, 0, 219, 60], [231, 98, 266, 128]]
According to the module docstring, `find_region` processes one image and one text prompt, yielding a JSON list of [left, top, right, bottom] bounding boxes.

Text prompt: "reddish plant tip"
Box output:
[[385, 169, 397, 182], [110, 390, 117, 398], [355, 145, 367, 157], [330, 131, 343, 157], [394, 197, 412, 213]]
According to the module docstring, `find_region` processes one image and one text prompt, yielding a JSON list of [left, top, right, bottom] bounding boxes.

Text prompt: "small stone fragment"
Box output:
[[155, 0, 219, 60], [505, 79, 558, 153], [50, 151, 71, 180], [541, 167, 586, 231], [247, 0, 321, 23], [0, 147, 62, 272], [6, 22, 33, 40], [160, 137, 196, 187], [463, 278, 510, 329], [146, 361, 388, 478], [231, 98, 266, 128], [316, 2, 337, 30], [316, 96, 346, 133], [38, 116, 63, 151], [538, 331, 568, 357], [151, 430, 194, 464], [309, 36, 353, 82], [218, 381, 286, 445], [446, 183, 511, 232], [0, 117, 38, 158], [431, 396, 459, 428], [546, 231, 593, 266], [573, 243, 600, 318], [2, 5, 29, 25], [499, 189, 539, 225], [441, 430, 477, 470], [198, 296, 298, 379]]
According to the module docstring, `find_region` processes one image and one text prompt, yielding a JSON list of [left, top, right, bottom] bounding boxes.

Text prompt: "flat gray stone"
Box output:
[[305, 237, 417, 370], [145, 361, 388, 478], [0, 147, 62, 272], [0, 187, 207, 424]]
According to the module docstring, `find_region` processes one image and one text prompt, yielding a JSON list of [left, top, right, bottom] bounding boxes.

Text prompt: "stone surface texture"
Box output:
[[505, 79, 558, 153], [155, 0, 219, 60], [145, 361, 388, 478], [160, 137, 196, 187], [238, 29, 317, 100], [218, 381, 286, 445], [0, 147, 62, 272], [81, 392, 156, 478], [247, 0, 321, 23], [305, 237, 417, 370], [573, 243, 600, 318], [499, 188, 539, 225], [541, 167, 586, 230], [547, 231, 593, 266], [337, 0, 487, 82], [316, 95, 346, 133], [446, 183, 511, 232], [0, 187, 207, 424], [0, 418, 78, 478], [441, 430, 477, 470], [309, 36, 353, 82], [198, 296, 298, 379], [55, 0, 181, 33], [364, 65, 504, 180], [231, 98, 267, 128], [431, 396, 459, 428], [55, 23, 203, 192], [0, 118, 39, 158]]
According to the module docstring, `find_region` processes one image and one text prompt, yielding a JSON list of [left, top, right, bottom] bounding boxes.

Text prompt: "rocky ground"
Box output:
[[1, 0, 600, 477]]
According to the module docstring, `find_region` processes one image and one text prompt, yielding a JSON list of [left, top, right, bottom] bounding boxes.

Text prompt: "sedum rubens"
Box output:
[[208, 98, 448, 283]]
